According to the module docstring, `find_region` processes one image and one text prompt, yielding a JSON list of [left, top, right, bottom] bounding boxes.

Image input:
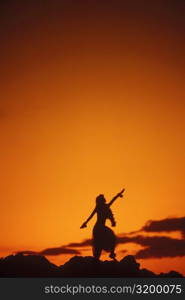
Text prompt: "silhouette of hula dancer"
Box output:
[[80, 189, 125, 260]]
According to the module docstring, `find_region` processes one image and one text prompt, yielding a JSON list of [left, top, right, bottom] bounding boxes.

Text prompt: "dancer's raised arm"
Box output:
[[80, 208, 96, 229], [108, 188, 125, 207]]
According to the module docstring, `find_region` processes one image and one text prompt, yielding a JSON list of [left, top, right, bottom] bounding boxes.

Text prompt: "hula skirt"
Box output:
[[92, 223, 116, 252]]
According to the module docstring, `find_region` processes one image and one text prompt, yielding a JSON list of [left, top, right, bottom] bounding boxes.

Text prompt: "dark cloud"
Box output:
[[39, 247, 80, 256], [66, 239, 92, 248], [16, 217, 185, 259], [16, 251, 36, 255], [65, 217, 185, 259], [117, 235, 185, 259], [116, 216, 185, 259], [141, 217, 185, 238], [18, 247, 80, 256]]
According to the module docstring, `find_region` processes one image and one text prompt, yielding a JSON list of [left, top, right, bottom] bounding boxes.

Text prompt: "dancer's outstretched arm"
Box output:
[[108, 188, 125, 207], [80, 208, 96, 228]]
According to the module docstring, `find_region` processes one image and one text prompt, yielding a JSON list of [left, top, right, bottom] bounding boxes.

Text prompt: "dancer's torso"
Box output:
[[95, 204, 110, 226]]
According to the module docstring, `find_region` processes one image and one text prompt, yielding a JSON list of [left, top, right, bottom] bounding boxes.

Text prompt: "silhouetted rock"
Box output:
[[117, 255, 140, 276], [159, 270, 183, 278], [139, 268, 156, 277], [60, 256, 103, 277], [0, 254, 183, 277], [0, 253, 59, 277]]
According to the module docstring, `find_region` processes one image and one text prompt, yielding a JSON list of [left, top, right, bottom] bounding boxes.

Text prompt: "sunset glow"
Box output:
[[0, 1, 185, 275]]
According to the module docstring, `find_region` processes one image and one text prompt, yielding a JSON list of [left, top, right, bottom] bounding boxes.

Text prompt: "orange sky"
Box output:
[[0, 1, 185, 275]]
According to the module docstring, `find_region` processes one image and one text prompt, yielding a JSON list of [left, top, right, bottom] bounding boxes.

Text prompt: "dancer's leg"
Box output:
[[109, 249, 117, 260], [93, 246, 102, 260]]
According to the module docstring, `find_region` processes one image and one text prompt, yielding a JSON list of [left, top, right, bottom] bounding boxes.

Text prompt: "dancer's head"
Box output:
[[96, 194, 106, 206]]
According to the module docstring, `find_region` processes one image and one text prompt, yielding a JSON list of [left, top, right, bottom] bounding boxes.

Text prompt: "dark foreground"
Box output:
[[0, 254, 183, 277]]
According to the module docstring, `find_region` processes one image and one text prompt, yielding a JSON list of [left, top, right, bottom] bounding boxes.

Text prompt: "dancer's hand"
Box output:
[[80, 222, 87, 229], [111, 221, 116, 227], [117, 188, 125, 198]]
